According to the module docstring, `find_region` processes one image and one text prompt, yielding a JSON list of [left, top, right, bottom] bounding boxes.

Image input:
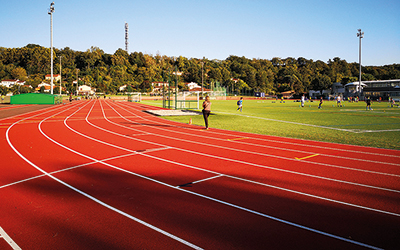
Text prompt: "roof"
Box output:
[[1, 79, 18, 82], [345, 82, 367, 87]]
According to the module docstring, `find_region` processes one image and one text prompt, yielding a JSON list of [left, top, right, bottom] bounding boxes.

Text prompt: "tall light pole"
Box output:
[[48, 2, 55, 94], [357, 29, 364, 95], [59, 56, 62, 95]]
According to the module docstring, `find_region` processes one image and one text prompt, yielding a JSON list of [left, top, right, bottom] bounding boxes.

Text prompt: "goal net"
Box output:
[[127, 92, 141, 102]]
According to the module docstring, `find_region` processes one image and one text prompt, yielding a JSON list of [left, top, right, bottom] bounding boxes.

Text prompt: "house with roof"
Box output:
[[151, 82, 169, 93], [1, 79, 25, 88], [78, 85, 95, 95], [186, 82, 201, 90], [45, 74, 61, 82], [35, 82, 52, 92]]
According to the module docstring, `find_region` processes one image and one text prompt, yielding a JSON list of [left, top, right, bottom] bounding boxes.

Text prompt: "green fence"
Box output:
[[10, 93, 62, 104]]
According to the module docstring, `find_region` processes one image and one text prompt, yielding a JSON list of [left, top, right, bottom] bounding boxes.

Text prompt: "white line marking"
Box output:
[[215, 110, 400, 134], [0, 226, 22, 250], [192, 174, 224, 184], [176, 174, 225, 187], [0, 152, 138, 189]]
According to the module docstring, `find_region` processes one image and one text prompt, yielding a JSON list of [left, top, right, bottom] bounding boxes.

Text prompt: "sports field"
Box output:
[[150, 98, 400, 150], [0, 99, 399, 249]]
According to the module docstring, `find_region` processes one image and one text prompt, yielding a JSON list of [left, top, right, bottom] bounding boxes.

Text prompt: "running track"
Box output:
[[0, 100, 399, 250]]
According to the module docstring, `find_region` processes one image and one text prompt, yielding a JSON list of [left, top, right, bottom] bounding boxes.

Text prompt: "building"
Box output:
[[45, 74, 61, 82], [78, 85, 95, 95], [35, 82, 52, 92], [186, 82, 201, 90], [1, 79, 25, 88], [357, 79, 400, 100], [151, 82, 169, 93]]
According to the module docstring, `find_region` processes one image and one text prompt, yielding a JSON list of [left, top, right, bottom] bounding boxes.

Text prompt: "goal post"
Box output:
[[127, 92, 141, 102], [176, 91, 199, 110]]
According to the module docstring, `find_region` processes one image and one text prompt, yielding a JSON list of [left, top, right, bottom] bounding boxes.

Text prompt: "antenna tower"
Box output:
[[125, 22, 129, 53]]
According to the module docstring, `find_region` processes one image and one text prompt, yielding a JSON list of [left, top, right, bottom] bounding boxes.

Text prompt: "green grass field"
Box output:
[[141, 98, 400, 150]]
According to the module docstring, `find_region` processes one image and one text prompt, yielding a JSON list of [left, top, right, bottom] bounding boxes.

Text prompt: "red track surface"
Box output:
[[1, 100, 399, 250]]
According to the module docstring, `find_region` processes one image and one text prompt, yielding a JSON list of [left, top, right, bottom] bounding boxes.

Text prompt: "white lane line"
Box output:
[[0, 152, 139, 189], [192, 174, 225, 184], [5, 107, 203, 250], [0, 227, 21, 250], [214, 111, 399, 134], [177, 174, 225, 187], [40, 104, 384, 250]]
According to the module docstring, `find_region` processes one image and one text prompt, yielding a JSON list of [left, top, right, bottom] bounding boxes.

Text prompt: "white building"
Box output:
[[186, 82, 201, 90], [151, 82, 169, 93], [45, 74, 61, 82], [0, 79, 25, 88], [35, 82, 52, 92], [78, 85, 94, 95], [344, 82, 367, 95]]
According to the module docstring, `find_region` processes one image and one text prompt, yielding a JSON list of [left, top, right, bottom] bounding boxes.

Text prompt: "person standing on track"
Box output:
[[237, 97, 243, 112], [202, 95, 211, 130]]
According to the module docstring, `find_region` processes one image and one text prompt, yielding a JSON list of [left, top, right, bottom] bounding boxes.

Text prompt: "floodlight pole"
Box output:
[[357, 29, 364, 95], [59, 56, 62, 95], [175, 66, 178, 110], [48, 2, 55, 95]]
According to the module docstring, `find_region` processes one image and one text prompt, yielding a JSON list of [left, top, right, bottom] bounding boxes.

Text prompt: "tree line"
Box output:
[[1, 44, 399, 95]]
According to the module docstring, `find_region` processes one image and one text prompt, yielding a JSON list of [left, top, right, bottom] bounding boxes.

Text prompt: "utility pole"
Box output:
[[201, 57, 204, 96], [59, 56, 62, 95], [76, 68, 79, 96]]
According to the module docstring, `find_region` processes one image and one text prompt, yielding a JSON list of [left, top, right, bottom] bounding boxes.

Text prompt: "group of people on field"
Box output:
[[201, 94, 396, 130]]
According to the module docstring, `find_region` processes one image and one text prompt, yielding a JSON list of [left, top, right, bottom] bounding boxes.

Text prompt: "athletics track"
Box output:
[[0, 100, 399, 250]]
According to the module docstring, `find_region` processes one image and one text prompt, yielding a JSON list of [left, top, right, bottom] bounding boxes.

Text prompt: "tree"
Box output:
[[11, 67, 27, 80], [311, 75, 332, 90]]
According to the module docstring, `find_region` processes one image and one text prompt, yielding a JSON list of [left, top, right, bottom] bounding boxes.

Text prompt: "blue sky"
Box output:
[[0, 0, 399, 66]]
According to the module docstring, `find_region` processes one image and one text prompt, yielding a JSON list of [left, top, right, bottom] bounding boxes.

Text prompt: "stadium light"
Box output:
[[59, 56, 62, 95], [48, 2, 55, 94], [357, 29, 364, 95]]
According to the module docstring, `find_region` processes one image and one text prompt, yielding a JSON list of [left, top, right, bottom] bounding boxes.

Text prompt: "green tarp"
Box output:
[[10, 93, 62, 104]]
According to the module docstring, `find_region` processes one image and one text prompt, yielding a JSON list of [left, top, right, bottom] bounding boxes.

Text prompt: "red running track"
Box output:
[[0, 100, 399, 250]]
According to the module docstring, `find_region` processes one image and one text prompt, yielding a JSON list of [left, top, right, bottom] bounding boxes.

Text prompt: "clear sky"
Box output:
[[0, 0, 399, 66]]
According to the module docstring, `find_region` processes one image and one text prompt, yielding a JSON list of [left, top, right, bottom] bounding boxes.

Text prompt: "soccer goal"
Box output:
[[127, 92, 141, 102], [176, 91, 199, 109]]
